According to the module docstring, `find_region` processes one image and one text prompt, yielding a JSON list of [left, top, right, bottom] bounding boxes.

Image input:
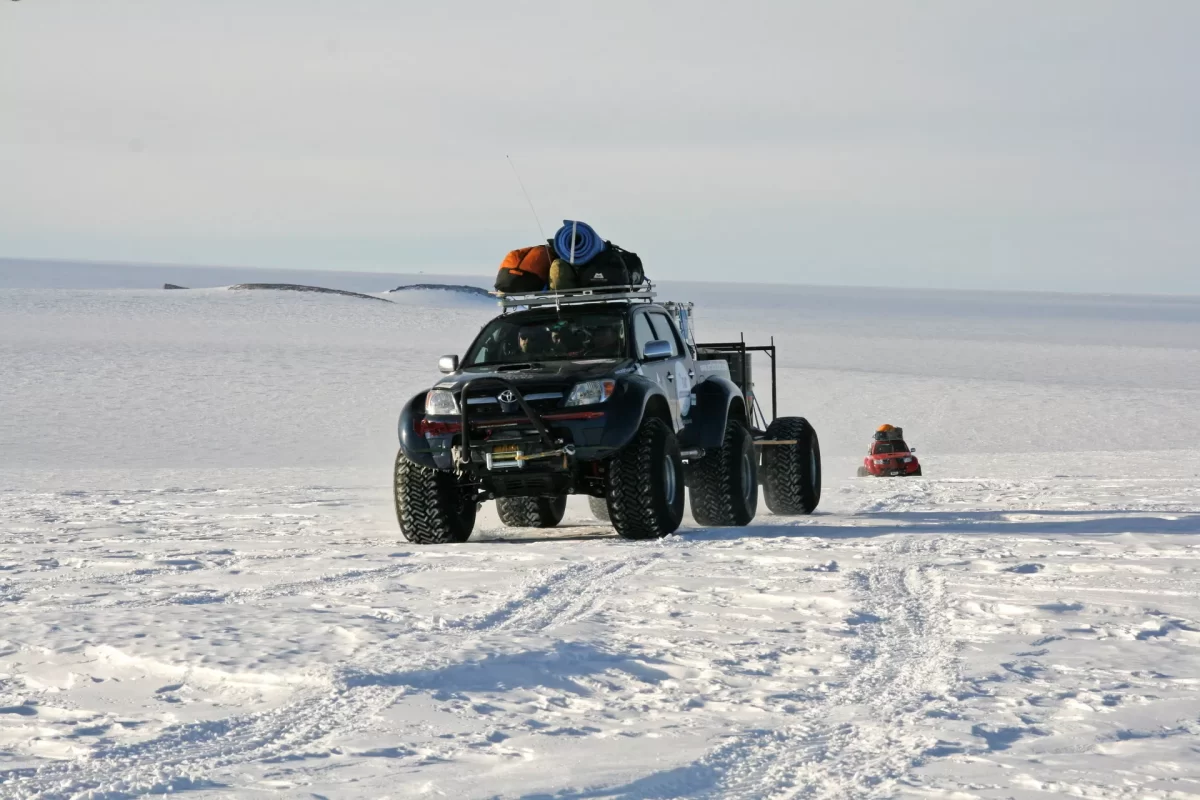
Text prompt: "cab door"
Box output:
[[632, 311, 680, 428], [648, 311, 692, 425]]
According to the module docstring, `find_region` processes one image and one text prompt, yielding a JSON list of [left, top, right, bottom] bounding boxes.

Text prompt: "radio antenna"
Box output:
[[506, 155, 547, 241]]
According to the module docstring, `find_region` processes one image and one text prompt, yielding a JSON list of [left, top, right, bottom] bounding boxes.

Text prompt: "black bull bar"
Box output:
[[457, 377, 558, 466]]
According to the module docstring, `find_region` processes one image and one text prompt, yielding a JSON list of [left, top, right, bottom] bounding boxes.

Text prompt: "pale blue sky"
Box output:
[[2, 1, 1197, 293]]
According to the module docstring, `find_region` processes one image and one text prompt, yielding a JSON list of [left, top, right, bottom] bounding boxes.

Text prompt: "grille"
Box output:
[[465, 390, 564, 414]]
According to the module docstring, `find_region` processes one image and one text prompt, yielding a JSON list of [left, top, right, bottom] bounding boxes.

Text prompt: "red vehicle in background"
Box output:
[[858, 424, 922, 477]]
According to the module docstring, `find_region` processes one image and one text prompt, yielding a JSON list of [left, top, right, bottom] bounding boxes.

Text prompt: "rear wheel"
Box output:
[[607, 417, 685, 540], [496, 495, 567, 528], [588, 495, 611, 523], [393, 450, 476, 544], [689, 420, 757, 527], [761, 417, 821, 515]]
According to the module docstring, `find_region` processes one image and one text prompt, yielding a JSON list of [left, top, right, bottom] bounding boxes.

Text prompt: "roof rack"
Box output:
[[494, 283, 657, 313]]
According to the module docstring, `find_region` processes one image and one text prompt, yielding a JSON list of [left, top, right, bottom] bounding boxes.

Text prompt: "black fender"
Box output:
[[397, 391, 437, 469], [679, 377, 746, 450], [598, 375, 674, 452]]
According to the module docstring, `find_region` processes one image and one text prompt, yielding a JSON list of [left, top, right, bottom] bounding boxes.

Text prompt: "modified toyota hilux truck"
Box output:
[[394, 284, 821, 542]]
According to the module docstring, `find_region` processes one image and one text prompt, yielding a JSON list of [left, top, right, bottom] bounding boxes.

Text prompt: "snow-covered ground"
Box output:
[[2, 268, 1199, 799]]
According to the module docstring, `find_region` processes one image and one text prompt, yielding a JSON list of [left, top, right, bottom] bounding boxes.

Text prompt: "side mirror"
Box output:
[[438, 354, 459, 374], [909, 447, 916, 453], [642, 340, 673, 361]]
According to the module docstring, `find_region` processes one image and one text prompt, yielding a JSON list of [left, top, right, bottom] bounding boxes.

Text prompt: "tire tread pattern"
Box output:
[[761, 417, 822, 515], [607, 418, 684, 540], [393, 451, 476, 544], [689, 421, 756, 527], [496, 496, 567, 528], [588, 496, 611, 523]]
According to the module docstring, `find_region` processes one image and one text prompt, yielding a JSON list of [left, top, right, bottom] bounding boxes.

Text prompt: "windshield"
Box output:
[[873, 441, 909, 454], [463, 311, 629, 366]]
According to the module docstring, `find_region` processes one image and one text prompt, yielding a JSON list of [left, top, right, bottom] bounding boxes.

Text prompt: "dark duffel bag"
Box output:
[[494, 245, 552, 293], [495, 268, 546, 293], [572, 246, 629, 288], [570, 242, 645, 288], [610, 244, 645, 285]]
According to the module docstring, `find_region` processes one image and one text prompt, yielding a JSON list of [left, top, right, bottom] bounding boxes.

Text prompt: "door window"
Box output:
[[632, 314, 657, 359], [648, 313, 681, 358]]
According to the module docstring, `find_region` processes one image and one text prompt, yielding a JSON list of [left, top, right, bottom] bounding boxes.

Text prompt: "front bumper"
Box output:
[[421, 377, 615, 468], [399, 377, 652, 497], [418, 410, 613, 473], [868, 460, 920, 477]]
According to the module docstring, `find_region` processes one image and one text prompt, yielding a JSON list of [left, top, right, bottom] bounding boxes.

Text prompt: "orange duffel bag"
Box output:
[[494, 245, 552, 293]]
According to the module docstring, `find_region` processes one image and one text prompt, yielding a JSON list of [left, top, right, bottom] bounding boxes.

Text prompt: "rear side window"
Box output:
[[647, 313, 681, 358], [632, 314, 657, 359]]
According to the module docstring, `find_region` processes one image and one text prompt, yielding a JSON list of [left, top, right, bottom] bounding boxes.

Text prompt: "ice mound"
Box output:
[[385, 282, 496, 308], [226, 283, 392, 302], [387, 283, 491, 298]]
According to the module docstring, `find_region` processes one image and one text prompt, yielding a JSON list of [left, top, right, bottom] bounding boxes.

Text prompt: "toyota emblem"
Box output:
[[497, 390, 517, 404]]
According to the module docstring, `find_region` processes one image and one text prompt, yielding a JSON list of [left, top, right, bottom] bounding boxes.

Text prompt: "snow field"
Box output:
[[2, 277, 1199, 798], [4, 470, 1199, 798]]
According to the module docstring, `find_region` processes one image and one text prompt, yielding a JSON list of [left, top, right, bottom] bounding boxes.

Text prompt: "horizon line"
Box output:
[[2, 254, 1197, 302]]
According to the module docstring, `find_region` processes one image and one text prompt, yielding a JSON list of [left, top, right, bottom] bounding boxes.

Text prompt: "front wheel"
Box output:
[[761, 417, 821, 515], [607, 417, 685, 540], [856, 465, 869, 478], [496, 495, 567, 528], [393, 450, 476, 544], [689, 420, 757, 527]]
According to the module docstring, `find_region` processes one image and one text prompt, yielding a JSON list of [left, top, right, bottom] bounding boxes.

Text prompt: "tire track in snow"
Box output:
[[7, 552, 662, 799], [691, 536, 959, 800], [227, 559, 437, 604], [82, 559, 437, 611], [468, 552, 662, 633]]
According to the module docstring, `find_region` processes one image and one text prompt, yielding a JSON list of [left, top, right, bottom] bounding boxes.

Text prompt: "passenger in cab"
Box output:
[[589, 323, 625, 358], [517, 326, 551, 357]]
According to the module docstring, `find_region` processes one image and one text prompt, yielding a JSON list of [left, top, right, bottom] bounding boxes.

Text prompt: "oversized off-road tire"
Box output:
[[393, 450, 476, 544], [607, 417, 685, 540], [856, 465, 869, 477], [688, 420, 757, 527], [761, 417, 821, 515], [588, 495, 611, 523], [496, 495, 567, 528], [913, 466, 923, 477]]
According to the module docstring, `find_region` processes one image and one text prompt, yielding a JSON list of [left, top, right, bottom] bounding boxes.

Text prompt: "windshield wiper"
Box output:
[[468, 361, 546, 370]]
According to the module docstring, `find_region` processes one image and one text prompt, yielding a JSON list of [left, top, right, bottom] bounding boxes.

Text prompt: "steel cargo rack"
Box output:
[[695, 336, 778, 431], [494, 283, 656, 313]]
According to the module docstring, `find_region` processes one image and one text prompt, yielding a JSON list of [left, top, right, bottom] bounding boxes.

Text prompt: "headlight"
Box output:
[[425, 389, 458, 415], [565, 379, 615, 407], [874, 459, 885, 465], [903, 456, 913, 463]]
